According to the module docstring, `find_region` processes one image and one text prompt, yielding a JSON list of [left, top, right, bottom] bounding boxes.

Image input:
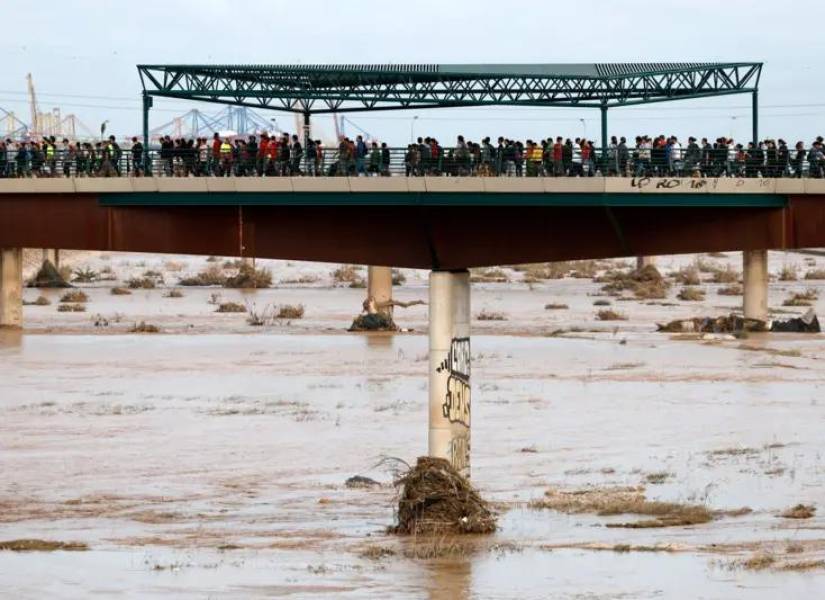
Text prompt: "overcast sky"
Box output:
[[2, 0, 824, 145]]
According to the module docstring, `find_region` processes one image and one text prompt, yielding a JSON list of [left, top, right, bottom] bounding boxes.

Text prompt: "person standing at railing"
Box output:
[[61, 139, 74, 177], [265, 135, 278, 175], [218, 137, 232, 176], [367, 141, 380, 175], [380, 142, 390, 176], [479, 137, 494, 176], [275, 134, 287, 176], [569, 138, 582, 177], [418, 137, 431, 175], [808, 142, 824, 178], [617, 137, 629, 177], [792, 142, 805, 177], [683, 137, 700, 175], [159, 136, 172, 177], [635, 137, 651, 177], [256, 133, 269, 176], [354, 135, 367, 176], [130, 137, 144, 177], [306, 138, 318, 176], [15, 142, 28, 177], [209, 133, 221, 176], [197, 138, 209, 176], [550, 137, 562, 177], [777, 140, 790, 177], [290, 134, 303, 175], [668, 137, 682, 176], [43, 138, 56, 177], [0, 139, 7, 178], [431, 138, 442, 175], [454, 135, 468, 175], [245, 136, 257, 176]]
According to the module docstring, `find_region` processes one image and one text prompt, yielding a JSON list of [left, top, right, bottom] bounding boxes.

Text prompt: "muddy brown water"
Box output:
[[4, 247, 825, 598], [2, 323, 824, 598]]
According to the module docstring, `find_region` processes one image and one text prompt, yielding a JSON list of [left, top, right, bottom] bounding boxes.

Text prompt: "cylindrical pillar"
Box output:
[[743, 249, 769, 321], [636, 256, 656, 270], [429, 270, 471, 477], [0, 248, 23, 329], [367, 266, 393, 317]]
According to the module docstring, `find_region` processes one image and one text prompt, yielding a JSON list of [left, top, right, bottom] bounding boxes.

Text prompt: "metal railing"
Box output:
[[0, 146, 823, 179]]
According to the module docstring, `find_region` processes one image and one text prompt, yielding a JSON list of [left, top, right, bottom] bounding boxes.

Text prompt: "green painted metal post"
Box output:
[[303, 111, 311, 174], [751, 91, 759, 145], [600, 104, 608, 174], [142, 93, 152, 175]]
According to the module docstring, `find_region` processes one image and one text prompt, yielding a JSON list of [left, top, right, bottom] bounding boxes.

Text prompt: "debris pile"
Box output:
[[657, 314, 768, 333], [771, 309, 820, 333], [390, 457, 496, 535], [600, 265, 670, 299], [28, 260, 70, 288], [657, 309, 820, 334], [349, 313, 397, 332]]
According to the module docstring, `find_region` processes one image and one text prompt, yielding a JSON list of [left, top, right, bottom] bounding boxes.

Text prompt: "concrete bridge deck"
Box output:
[[0, 176, 823, 206], [0, 176, 823, 268]]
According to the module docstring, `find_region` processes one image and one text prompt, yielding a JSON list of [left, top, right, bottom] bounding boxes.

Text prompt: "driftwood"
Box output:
[[362, 296, 426, 315]]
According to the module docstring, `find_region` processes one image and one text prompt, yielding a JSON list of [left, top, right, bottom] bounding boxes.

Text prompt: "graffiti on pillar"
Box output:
[[436, 337, 471, 427], [449, 432, 470, 475]]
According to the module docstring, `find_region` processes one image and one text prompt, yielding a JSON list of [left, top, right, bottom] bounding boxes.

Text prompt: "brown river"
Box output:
[[1, 251, 824, 598]]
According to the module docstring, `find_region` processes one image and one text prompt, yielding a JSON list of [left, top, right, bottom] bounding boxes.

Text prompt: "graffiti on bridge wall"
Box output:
[[630, 177, 774, 190]]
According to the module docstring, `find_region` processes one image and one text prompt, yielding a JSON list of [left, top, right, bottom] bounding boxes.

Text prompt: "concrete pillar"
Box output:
[[367, 266, 393, 317], [636, 256, 656, 270], [743, 249, 769, 321], [429, 270, 471, 477], [41, 249, 58, 267], [0, 248, 23, 329]]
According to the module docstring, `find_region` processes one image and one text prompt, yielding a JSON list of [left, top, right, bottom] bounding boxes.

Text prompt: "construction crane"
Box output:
[[23, 73, 93, 139]]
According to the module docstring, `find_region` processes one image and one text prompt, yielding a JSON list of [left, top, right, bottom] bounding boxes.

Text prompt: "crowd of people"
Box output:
[[1, 132, 824, 179]]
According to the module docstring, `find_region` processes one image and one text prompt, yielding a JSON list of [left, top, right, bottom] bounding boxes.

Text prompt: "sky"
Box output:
[[2, 0, 825, 145]]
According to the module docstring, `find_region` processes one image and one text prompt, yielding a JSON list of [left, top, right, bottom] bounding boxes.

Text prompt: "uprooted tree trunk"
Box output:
[[349, 296, 426, 332], [390, 456, 496, 535]]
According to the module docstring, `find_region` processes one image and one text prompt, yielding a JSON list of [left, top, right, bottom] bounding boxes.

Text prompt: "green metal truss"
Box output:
[[137, 63, 763, 114]]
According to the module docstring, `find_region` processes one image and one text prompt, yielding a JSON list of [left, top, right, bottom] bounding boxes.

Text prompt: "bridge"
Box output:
[[6, 61, 810, 477], [3, 176, 823, 476]]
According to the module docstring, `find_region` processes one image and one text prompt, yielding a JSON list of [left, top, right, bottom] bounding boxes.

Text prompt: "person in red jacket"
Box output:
[[552, 136, 564, 176], [266, 138, 278, 175], [210, 133, 221, 175], [257, 133, 269, 175]]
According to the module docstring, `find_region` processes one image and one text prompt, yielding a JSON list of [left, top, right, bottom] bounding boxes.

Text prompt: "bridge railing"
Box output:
[[1, 147, 822, 179]]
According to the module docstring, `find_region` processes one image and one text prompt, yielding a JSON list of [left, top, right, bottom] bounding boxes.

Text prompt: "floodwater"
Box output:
[[2, 251, 825, 598]]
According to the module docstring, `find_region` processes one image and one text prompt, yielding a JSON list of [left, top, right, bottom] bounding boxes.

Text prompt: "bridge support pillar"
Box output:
[[367, 266, 393, 318], [743, 249, 769, 322], [0, 248, 23, 329], [41, 249, 59, 268], [429, 270, 471, 478], [636, 256, 656, 270]]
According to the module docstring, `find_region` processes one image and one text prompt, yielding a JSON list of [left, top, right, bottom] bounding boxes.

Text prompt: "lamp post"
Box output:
[[410, 115, 419, 144]]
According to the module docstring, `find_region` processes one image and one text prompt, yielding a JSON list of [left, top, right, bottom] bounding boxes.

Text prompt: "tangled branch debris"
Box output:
[[390, 457, 496, 535]]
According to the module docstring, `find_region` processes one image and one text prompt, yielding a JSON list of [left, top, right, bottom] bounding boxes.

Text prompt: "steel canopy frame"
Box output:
[[137, 62, 763, 169]]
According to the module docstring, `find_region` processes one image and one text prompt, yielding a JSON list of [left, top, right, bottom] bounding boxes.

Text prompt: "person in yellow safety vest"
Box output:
[[219, 139, 233, 176], [45, 142, 56, 176], [526, 140, 543, 176]]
